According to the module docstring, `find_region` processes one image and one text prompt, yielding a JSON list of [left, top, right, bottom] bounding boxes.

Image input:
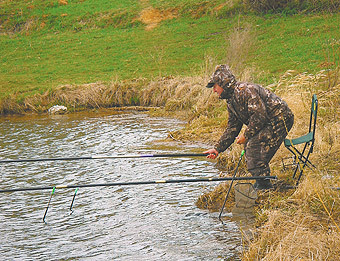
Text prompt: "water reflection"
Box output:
[[0, 110, 244, 260]]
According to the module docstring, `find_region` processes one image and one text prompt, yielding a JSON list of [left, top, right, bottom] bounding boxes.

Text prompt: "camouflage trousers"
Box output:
[[245, 113, 294, 176]]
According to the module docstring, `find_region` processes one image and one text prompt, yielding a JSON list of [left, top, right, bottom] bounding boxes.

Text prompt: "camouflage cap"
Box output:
[[206, 65, 236, 89]]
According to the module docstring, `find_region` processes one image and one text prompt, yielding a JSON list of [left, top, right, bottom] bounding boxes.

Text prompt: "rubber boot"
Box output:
[[254, 178, 273, 190]]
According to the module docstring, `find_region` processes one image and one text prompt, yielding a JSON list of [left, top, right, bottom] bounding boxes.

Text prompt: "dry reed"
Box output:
[[241, 68, 340, 260], [196, 182, 236, 212]]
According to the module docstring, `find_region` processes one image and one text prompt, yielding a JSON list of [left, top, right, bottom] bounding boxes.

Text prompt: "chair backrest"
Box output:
[[309, 94, 318, 130], [309, 94, 318, 146], [311, 94, 318, 118]]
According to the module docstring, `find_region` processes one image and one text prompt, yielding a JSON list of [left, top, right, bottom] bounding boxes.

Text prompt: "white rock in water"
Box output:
[[48, 105, 68, 114]]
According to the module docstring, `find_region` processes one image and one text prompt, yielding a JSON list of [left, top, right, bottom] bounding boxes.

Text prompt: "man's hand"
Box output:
[[203, 148, 219, 159], [236, 134, 246, 144]]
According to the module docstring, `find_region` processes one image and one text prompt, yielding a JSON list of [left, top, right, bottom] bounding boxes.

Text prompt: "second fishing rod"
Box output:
[[0, 152, 207, 164]]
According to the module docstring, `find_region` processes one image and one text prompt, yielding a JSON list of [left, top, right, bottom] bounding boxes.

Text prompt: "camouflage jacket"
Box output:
[[215, 82, 294, 153]]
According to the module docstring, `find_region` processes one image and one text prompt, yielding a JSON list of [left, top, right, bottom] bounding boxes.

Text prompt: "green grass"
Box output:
[[0, 0, 339, 100], [251, 13, 340, 83]]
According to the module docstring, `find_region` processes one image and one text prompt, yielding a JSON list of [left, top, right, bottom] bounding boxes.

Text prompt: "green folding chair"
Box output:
[[283, 94, 318, 184]]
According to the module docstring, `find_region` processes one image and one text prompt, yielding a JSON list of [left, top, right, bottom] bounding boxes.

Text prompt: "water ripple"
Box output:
[[0, 111, 243, 260]]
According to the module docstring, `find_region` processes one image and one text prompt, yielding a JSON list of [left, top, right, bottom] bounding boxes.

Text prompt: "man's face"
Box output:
[[213, 83, 224, 96]]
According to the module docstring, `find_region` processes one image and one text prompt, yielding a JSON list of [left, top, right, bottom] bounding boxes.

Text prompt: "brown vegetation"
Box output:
[[196, 182, 236, 212], [250, 70, 339, 259], [58, 0, 68, 6], [138, 7, 177, 30]]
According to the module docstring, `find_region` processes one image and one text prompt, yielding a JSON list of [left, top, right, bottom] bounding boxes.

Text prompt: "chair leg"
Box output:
[[294, 143, 315, 168], [285, 146, 302, 178], [286, 145, 315, 173], [285, 145, 315, 183], [296, 149, 314, 185], [292, 159, 300, 179], [300, 142, 308, 159]]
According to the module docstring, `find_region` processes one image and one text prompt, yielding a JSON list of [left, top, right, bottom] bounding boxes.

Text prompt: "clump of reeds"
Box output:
[[0, 95, 24, 114], [269, 68, 340, 169], [0, 74, 218, 117], [19, 79, 148, 113], [196, 182, 236, 212]]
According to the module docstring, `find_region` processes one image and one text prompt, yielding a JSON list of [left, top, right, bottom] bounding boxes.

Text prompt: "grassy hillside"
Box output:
[[0, 0, 339, 105]]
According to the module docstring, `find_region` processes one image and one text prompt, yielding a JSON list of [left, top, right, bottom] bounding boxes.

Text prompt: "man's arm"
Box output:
[[215, 108, 243, 153], [204, 110, 242, 159]]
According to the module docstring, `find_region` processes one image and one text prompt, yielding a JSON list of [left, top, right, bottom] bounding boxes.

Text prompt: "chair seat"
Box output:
[[284, 132, 313, 146]]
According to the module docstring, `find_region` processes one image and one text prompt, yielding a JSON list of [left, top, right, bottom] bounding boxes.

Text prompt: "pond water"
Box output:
[[0, 110, 247, 260]]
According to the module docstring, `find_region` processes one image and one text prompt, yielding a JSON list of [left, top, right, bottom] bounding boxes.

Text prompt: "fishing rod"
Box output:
[[0, 176, 277, 193], [0, 175, 276, 222], [0, 153, 207, 164]]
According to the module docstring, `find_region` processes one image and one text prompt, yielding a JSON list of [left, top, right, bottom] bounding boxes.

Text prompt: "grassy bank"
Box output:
[[193, 68, 340, 260], [1, 0, 340, 259]]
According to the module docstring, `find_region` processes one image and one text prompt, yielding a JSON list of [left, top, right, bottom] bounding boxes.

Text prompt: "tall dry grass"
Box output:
[[225, 23, 257, 80], [18, 80, 145, 113], [269, 69, 340, 171], [240, 68, 340, 260], [243, 174, 340, 260]]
